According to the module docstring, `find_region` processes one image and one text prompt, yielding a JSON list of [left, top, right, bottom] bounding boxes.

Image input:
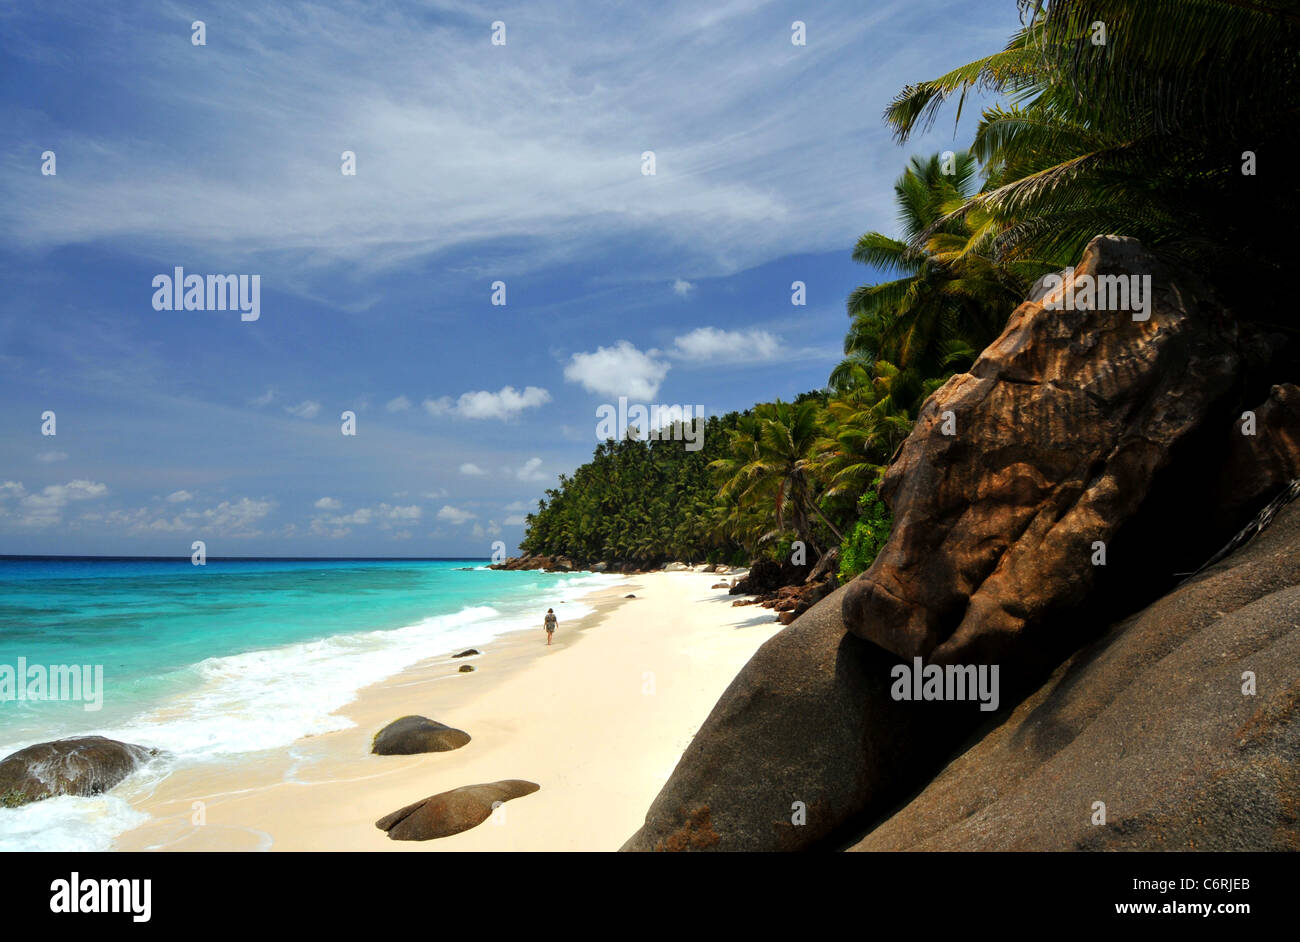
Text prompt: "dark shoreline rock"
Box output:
[[371, 716, 470, 755], [0, 736, 159, 807], [728, 549, 839, 624]]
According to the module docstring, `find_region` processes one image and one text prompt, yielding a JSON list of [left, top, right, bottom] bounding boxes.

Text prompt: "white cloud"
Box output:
[[436, 505, 477, 525], [385, 395, 412, 412], [195, 498, 275, 536], [308, 500, 420, 537], [12, 480, 109, 528], [81, 494, 274, 538], [503, 514, 527, 526], [423, 385, 551, 421], [672, 278, 695, 297], [514, 457, 547, 482], [435, 387, 547, 420], [166, 490, 193, 503], [564, 341, 670, 400], [459, 463, 486, 476], [36, 451, 68, 463], [668, 326, 781, 363], [285, 400, 322, 419], [248, 387, 277, 408], [379, 504, 421, 523], [503, 500, 530, 512]]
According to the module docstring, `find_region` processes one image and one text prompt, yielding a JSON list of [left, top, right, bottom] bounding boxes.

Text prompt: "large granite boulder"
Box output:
[[0, 736, 158, 807], [375, 779, 540, 841], [621, 585, 968, 851], [842, 235, 1249, 672], [852, 495, 1300, 851], [371, 716, 471, 755]]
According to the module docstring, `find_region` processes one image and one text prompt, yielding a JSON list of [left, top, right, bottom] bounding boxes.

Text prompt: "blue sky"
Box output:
[[0, 0, 1017, 557]]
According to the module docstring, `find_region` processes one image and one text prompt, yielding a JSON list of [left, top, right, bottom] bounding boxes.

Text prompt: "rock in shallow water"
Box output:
[[375, 779, 540, 840], [0, 736, 159, 807], [371, 716, 471, 755]]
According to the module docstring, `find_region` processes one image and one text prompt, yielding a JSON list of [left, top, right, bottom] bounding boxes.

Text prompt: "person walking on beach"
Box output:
[[543, 608, 558, 645]]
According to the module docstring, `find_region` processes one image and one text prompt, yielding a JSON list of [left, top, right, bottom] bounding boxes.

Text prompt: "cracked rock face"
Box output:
[[842, 235, 1243, 668]]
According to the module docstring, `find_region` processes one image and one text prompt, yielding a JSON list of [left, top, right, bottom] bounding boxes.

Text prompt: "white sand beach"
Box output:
[[111, 570, 779, 851]]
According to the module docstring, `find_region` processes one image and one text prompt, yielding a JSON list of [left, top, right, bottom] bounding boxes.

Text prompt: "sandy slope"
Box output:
[[112, 570, 779, 851]]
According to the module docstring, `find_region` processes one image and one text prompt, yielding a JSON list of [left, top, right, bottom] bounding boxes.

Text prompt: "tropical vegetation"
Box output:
[[520, 0, 1294, 583]]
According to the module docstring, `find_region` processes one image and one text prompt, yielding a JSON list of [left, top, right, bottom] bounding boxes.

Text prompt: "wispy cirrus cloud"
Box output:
[[0, 0, 1007, 294]]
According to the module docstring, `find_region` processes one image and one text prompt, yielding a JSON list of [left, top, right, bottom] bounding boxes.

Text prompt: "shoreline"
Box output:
[[110, 569, 774, 851]]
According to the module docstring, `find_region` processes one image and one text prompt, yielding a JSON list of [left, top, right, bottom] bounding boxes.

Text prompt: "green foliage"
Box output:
[[831, 152, 1031, 410], [838, 489, 893, 582], [883, 0, 1299, 309], [519, 414, 743, 564], [1, 790, 31, 808], [710, 399, 843, 558]]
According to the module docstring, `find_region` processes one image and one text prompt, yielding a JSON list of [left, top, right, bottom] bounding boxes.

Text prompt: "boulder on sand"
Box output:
[[0, 736, 159, 807], [621, 586, 962, 851], [375, 779, 540, 841], [371, 716, 471, 755], [452, 648, 479, 658]]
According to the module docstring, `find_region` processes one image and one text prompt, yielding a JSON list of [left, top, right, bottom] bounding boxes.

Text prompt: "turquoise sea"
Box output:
[[0, 557, 623, 850]]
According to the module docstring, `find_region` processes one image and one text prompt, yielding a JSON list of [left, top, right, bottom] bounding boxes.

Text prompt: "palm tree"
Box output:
[[711, 401, 843, 557], [831, 152, 1029, 407], [883, 0, 1300, 305], [815, 361, 918, 505]]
